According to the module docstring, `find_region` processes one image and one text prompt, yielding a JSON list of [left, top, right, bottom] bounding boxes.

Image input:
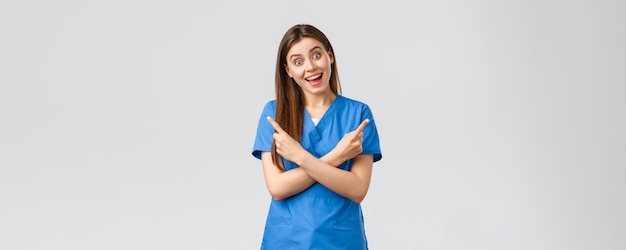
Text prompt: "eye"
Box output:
[[312, 53, 321, 59], [294, 59, 303, 66]]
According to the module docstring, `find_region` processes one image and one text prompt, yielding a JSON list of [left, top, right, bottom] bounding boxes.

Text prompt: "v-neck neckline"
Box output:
[[305, 95, 341, 128]]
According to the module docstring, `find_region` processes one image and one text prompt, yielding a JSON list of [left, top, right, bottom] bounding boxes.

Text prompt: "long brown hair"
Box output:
[[272, 24, 342, 170]]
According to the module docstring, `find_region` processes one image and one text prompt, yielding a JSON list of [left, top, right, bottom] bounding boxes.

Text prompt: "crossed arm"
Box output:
[[261, 117, 373, 203]]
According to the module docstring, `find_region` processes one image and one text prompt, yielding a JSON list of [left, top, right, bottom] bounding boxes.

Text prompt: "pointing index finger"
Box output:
[[355, 118, 370, 134], [266, 116, 285, 133]]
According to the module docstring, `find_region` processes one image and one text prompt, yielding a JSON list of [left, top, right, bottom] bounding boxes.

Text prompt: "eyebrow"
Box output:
[[289, 46, 322, 59]]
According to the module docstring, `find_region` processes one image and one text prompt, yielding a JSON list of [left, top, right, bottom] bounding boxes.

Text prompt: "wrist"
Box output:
[[295, 151, 314, 167], [322, 150, 341, 167]]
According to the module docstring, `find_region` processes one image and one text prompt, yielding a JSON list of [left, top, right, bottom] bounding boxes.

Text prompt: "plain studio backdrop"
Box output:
[[1, 0, 624, 249]]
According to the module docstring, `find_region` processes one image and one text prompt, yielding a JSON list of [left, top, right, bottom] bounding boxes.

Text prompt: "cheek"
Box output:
[[289, 67, 304, 78], [321, 59, 332, 70]]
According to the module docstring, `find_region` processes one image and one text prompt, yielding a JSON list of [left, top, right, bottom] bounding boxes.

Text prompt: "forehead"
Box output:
[[287, 37, 324, 56]]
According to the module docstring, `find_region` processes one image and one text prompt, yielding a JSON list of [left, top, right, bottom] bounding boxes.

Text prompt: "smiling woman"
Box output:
[[251, 24, 383, 249]]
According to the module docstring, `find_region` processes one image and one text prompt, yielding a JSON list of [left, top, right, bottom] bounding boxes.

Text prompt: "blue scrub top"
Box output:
[[252, 95, 382, 250]]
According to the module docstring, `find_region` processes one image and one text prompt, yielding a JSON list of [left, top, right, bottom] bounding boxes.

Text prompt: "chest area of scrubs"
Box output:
[[292, 115, 358, 169]]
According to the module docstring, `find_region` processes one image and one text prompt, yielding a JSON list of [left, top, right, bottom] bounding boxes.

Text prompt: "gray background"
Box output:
[[1, 0, 624, 249]]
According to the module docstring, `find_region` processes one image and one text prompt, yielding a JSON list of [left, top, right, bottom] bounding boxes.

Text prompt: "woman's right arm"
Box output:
[[260, 147, 352, 201], [261, 152, 315, 201], [260, 118, 368, 200]]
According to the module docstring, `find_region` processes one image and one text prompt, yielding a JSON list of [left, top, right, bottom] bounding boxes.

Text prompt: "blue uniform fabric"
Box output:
[[252, 95, 382, 249]]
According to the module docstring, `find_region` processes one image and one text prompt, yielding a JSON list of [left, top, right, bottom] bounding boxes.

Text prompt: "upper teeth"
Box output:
[[306, 74, 321, 80]]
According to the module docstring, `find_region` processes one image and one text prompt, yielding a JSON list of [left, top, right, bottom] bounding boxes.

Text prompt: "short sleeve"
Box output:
[[361, 104, 383, 162], [251, 101, 276, 160]]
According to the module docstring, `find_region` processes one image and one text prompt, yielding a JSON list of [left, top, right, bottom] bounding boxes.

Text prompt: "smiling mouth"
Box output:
[[305, 73, 322, 81]]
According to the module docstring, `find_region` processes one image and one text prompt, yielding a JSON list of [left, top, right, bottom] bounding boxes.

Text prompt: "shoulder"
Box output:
[[337, 95, 367, 105], [261, 99, 276, 111], [336, 95, 372, 110], [264, 99, 276, 107]]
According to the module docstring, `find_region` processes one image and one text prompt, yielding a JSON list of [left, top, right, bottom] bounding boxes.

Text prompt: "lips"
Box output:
[[305, 73, 322, 81], [305, 73, 323, 86]]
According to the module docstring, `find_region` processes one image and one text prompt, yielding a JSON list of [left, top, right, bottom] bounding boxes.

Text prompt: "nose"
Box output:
[[305, 59, 315, 71]]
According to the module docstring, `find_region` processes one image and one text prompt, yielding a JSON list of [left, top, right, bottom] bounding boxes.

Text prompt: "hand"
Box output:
[[332, 119, 369, 164], [267, 116, 307, 164]]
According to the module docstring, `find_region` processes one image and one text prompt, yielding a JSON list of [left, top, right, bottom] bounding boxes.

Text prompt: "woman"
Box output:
[[251, 24, 383, 249]]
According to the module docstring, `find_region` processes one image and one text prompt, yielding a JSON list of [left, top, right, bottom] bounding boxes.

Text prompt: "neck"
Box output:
[[304, 92, 336, 108]]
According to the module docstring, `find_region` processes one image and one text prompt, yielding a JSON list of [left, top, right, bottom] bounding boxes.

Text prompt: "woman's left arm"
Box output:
[[267, 116, 374, 203], [296, 154, 373, 203]]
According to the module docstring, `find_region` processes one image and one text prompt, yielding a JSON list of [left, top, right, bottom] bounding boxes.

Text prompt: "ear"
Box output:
[[328, 49, 335, 64]]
